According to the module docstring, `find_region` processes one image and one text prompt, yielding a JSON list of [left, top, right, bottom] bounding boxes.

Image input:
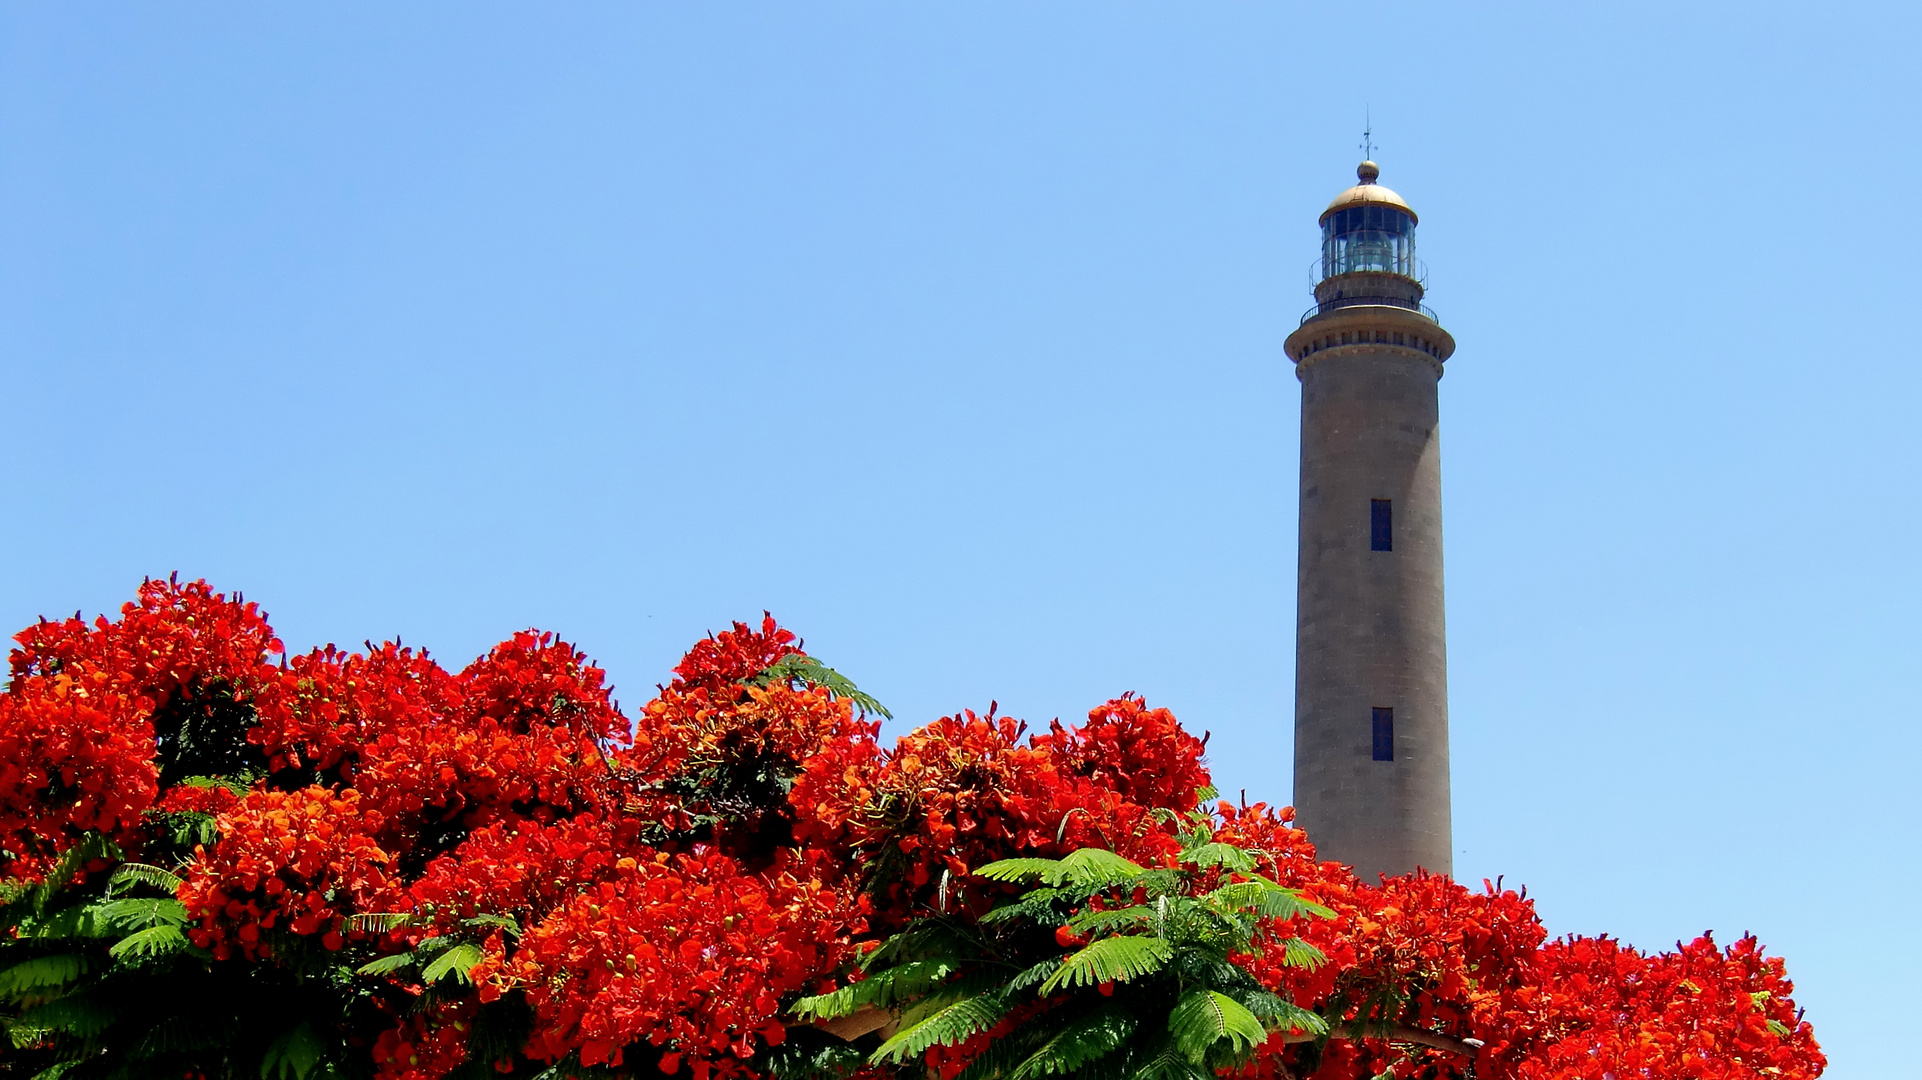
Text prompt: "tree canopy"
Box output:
[[0, 578, 1823, 1079]]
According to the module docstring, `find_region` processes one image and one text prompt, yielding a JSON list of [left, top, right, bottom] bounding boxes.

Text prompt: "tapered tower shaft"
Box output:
[[1283, 162, 1455, 881]]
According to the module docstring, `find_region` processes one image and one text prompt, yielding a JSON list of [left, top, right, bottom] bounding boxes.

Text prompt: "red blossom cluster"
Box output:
[[0, 675, 154, 870], [792, 698, 1204, 929], [179, 786, 401, 960], [1204, 802, 1823, 1079], [668, 615, 802, 697], [0, 577, 285, 873], [0, 580, 1825, 1079], [509, 850, 860, 1076], [1503, 932, 1816, 1079]]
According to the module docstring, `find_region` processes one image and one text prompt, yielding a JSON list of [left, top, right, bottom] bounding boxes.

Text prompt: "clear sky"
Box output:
[[3, 3, 1915, 1068]]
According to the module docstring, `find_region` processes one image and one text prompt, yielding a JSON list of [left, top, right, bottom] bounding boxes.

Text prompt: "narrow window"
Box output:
[[1372, 708, 1394, 761], [1370, 499, 1392, 551]]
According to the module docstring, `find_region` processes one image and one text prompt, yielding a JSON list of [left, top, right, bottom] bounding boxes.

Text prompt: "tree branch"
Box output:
[[1282, 1022, 1483, 1056], [806, 1004, 897, 1042]]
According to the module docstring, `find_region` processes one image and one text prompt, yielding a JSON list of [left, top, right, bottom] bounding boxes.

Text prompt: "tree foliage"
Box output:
[[797, 825, 1334, 1079], [0, 578, 1825, 1080]]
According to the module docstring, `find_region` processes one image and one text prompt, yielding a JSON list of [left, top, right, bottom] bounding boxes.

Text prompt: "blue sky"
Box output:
[[3, 3, 1915, 1068]]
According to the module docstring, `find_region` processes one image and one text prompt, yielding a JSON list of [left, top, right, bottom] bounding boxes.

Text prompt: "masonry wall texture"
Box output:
[[1286, 326, 1454, 882]]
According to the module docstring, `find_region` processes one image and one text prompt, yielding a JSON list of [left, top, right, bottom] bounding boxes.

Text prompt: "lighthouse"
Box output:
[[1284, 160, 1455, 882]]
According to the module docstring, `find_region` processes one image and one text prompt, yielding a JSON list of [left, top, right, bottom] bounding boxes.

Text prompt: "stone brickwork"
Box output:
[[1283, 309, 1455, 882]]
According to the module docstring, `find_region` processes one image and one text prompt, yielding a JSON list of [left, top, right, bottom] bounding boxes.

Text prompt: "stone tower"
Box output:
[[1283, 161, 1455, 881]]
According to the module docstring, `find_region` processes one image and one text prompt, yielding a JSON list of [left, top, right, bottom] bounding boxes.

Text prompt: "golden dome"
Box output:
[[1320, 161, 1418, 224]]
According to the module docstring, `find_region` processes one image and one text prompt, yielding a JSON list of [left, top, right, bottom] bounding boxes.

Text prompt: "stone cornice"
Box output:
[[1284, 304, 1455, 381]]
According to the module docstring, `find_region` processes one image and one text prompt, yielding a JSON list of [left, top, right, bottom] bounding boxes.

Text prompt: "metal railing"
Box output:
[[1299, 295, 1440, 325]]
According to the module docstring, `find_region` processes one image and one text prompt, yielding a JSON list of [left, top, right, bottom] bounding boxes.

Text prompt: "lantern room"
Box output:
[[1319, 161, 1419, 281]]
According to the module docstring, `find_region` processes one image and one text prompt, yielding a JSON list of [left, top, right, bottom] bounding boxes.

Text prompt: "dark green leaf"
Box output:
[[421, 943, 484, 985], [870, 993, 1010, 1064], [1039, 936, 1171, 993], [260, 1020, 325, 1079], [1168, 990, 1266, 1061]]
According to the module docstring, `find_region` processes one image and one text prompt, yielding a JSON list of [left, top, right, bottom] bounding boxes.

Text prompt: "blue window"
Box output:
[[1370, 499, 1392, 551], [1372, 708, 1394, 761]]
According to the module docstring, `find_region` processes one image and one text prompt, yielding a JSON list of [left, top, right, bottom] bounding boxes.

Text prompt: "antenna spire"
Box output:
[[1360, 108, 1376, 162]]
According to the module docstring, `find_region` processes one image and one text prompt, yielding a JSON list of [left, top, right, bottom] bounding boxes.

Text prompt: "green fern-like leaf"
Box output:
[[1200, 880, 1270, 913], [1236, 987, 1327, 1032], [1242, 993, 1327, 1037], [107, 862, 185, 896], [8, 1019, 53, 1049], [746, 656, 893, 720], [870, 993, 1010, 1064], [420, 943, 484, 985], [1167, 951, 1261, 996], [1066, 906, 1153, 935], [0, 954, 89, 999], [260, 1019, 325, 1079], [356, 953, 417, 977], [1005, 956, 1063, 993], [1050, 848, 1145, 887], [1128, 1046, 1212, 1080], [15, 994, 112, 1038], [892, 969, 1013, 1025], [16, 906, 91, 940], [176, 773, 258, 796], [972, 858, 1064, 884], [1280, 937, 1327, 970], [1168, 990, 1266, 1061], [948, 1028, 1041, 1080], [346, 912, 414, 934], [793, 957, 963, 1020], [1246, 877, 1336, 920], [1203, 880, 1333, 927], [7, 834, 122, 921], [1181, 843, 1257, 874], [1010, 1007, 1139, 1078], [89, 897, 189, 935], [1040, 936, 1171, 993], [107, 925, 190, 962], [978, 849, 1145, 889], [461, 913, 520, 937]]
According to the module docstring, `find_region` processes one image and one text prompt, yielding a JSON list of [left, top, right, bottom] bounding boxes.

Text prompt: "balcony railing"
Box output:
[[1299, 295, 1440, 325]]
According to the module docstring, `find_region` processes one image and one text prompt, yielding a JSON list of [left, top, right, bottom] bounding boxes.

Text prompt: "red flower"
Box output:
[[508, 850, 862, 1073], [0, 583, 1827, 1080], [178, 787, 401, 962]]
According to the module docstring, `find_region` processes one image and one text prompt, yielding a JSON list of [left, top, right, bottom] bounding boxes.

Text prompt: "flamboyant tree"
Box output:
[[0, 579, 1823, 1079]]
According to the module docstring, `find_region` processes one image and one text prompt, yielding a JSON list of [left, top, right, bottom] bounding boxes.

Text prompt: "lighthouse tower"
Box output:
[[1284, 161, 1455, 881]]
